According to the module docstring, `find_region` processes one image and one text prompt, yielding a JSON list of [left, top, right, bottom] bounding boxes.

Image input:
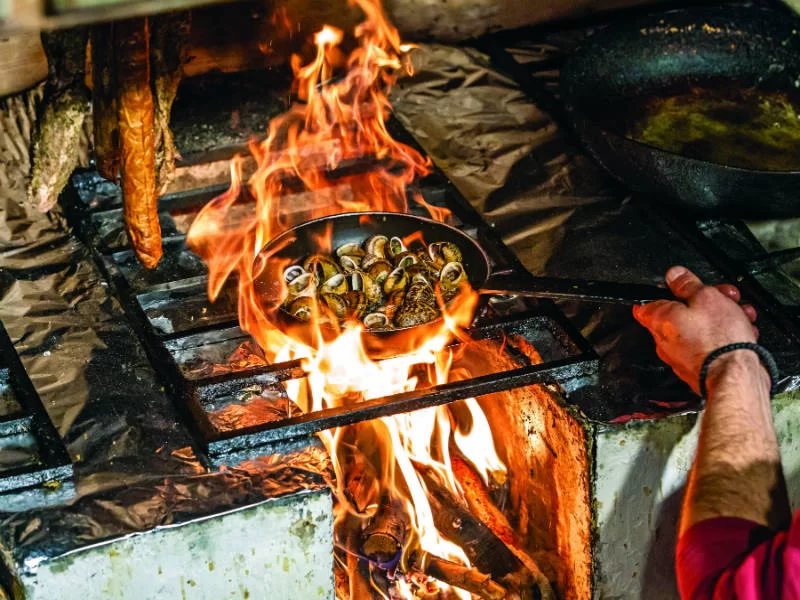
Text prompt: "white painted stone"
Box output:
[[593, 390, 800, 599], [20, 489, 334, 600]]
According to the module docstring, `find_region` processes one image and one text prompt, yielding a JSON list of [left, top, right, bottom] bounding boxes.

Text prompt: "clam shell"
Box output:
[[350, 271, 382, 305], [320, 273, 347, 295], [393, 251, 418, 269], [367, 259, 393, 284], [339, 255, 361, 272], [394, 302, 440, 328], [289, 297, 315, 322], [320, 293, 348, 319], [286, 272, 315, 298], [383, 267, 409, 295], [388, 236, 406, 258], [361, 254, 382, 270], [429, 242, 463, 267], [343, 291, 368, 319], [406, 281, 436, 307], [364, 235, 389, 259], [304, 254, 341, 284], [439, 261, 466, 291], [336, 242, 362, 257], [363, 312, 389, 329], [284, 265, 307, 284]]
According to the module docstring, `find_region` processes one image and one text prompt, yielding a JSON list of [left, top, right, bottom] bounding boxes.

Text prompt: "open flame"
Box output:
[[187, 1, 507, 596]]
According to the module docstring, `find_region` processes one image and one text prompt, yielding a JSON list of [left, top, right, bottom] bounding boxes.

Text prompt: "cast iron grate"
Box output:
[[64, 125, 614, 461], [0, 323, 73, 492]]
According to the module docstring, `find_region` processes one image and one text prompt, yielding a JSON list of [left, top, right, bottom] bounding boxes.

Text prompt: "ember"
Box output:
[[186, 0, 541, 597]]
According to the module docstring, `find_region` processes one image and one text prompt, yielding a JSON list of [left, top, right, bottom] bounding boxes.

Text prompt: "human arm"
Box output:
[[633, 266, 789, 533]]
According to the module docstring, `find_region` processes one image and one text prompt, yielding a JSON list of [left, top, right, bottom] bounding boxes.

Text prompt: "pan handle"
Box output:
[[480, 272, 672, 305]]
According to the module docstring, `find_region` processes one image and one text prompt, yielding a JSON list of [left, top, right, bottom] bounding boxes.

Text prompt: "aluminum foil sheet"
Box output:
[[391, 42, 799, 419], [0, 194, 329, 569]]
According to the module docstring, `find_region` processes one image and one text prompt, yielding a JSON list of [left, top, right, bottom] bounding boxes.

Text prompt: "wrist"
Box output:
[[705, 350, 770, 398]]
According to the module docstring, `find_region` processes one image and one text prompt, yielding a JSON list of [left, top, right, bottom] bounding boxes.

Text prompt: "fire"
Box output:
[[187, 0, 507, 596]]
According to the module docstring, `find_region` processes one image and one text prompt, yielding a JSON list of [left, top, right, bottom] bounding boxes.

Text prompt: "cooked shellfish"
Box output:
[[289, 297, 315, 321], [281, 234, 469, 331], [365, 235, 388, 259], [383, 267, 409, 295], [320, 293, 348, 319], [439, 261, 466, 291], [304, 254, 341, 284], [394, 302, 440, 328], [320, 273, 347, 295], [363, 312, 389, 329]]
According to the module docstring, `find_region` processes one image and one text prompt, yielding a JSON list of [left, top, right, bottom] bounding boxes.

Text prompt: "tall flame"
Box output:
[[187, 1, 507, 596]]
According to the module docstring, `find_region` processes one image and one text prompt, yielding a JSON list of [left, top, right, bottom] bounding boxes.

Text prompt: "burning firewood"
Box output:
[[410, 551, 508, 600], [27, 27, 89, 213], [90, 23, 119, 181], [150, 11, 191, 194], [414, 462, 548, 600], [115, 17, 162, 269], [451, 453, 554, 600], [362, 495, 408, 566]]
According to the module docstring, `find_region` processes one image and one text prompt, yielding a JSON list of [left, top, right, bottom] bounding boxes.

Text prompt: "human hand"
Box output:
[[633, 266, 758, 395]]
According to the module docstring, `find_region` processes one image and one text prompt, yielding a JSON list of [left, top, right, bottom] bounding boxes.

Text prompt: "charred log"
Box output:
[[361, 495, 408, 565], [410, 551, 508, 600]]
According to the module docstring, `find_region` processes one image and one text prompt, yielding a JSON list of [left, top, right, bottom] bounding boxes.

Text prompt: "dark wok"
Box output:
[[561, 5, 800, 218], [253, 212, 670, 357]]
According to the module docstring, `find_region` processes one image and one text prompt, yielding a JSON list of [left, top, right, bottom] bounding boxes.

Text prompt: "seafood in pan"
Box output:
[[281, 235, 469, 330]]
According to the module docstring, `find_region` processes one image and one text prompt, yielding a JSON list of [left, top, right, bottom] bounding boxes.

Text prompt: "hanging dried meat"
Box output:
[[150, 11, 191, 194], [115, 17, 162, 269], [90, 23, 120, 181], [28, 27, 89, 213]]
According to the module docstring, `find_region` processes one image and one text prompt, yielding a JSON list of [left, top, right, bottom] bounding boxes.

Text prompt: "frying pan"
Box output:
[[560, 5, 800, 218], [253, 212, 671, 357]]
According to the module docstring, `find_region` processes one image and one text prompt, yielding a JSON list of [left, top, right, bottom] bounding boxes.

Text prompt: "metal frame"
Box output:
[[0, 323, 73, 493], [64, 130, 615, 461]]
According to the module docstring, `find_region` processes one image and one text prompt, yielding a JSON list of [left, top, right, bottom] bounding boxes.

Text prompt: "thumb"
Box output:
[[666, 266, 704, 300]]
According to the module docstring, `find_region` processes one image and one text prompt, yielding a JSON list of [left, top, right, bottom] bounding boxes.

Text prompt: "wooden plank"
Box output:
[[0, 33, 47, 97]]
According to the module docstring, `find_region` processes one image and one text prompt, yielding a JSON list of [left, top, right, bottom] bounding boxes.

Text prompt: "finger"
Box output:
[[715, 284, 741, 303], [666, 266, 705, 300], [742, 304, 757, 323], [753, 325, 759, 340], [633, 300, 682, 340]]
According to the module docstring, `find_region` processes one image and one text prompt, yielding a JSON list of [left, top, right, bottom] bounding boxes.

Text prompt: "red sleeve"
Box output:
[[676, 516, 790, 600]]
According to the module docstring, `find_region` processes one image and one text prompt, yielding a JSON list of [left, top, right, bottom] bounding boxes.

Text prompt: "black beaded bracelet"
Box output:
[[698, 343, 780, 399]]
